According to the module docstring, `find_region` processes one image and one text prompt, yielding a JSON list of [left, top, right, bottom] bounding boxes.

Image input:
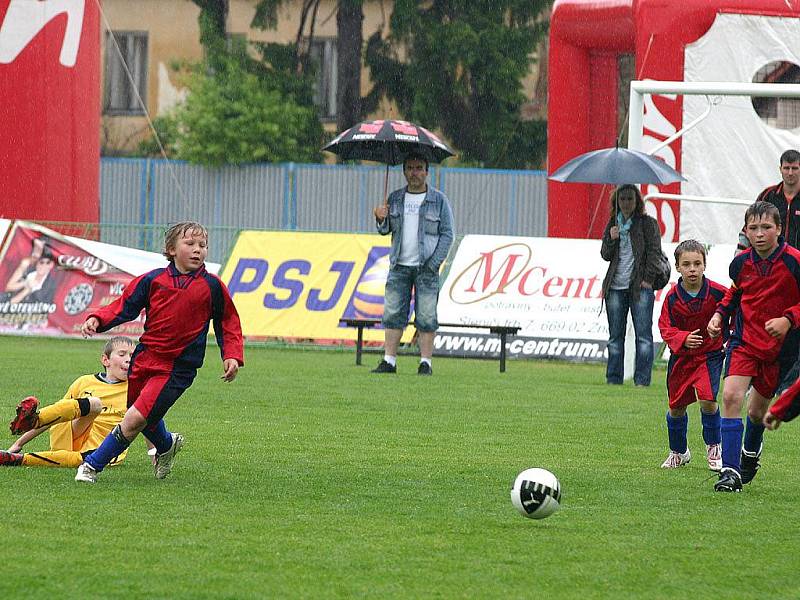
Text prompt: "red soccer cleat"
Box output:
[[0, 450, 23, 466], [9, 396, 39, 435]]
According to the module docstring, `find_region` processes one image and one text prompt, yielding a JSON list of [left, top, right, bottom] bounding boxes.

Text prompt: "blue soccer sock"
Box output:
[[701, 408, 721, 445], [142, 419, 173, 454], [666, 412, 688, 454], [720, 417, 744, 471], [743, 416, 765, 455], [84, 426, 132, 472]]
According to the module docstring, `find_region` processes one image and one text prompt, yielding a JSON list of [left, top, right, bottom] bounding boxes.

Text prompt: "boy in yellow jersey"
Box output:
[[1, 336, 135, 468]]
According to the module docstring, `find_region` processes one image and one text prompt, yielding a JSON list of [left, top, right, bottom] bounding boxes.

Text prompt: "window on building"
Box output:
[[308, 38, 338, 120], [104, 31, 148, 116], [752, 61, 800, 130]]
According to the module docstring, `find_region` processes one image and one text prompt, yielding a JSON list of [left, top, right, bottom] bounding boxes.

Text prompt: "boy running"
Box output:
[[708, 202, 800, 492], [2, 337, 135, 468], [74, 221, 244, 484], [658, 241, 726, 471]]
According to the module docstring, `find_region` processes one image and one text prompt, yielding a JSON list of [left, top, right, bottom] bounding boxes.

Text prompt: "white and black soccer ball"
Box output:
[[510, 468, 561, 520]]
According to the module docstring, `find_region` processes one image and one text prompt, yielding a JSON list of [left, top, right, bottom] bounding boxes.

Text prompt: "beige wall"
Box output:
[[100, 0, 543, 154]]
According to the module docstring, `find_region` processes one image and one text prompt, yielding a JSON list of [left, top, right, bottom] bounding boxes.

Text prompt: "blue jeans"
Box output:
[[382, 264, 440, 332], [605, 287, 655, 386]]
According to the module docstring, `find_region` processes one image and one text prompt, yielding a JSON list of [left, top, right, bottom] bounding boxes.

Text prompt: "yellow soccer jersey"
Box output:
[[49, 373, 128, 461]]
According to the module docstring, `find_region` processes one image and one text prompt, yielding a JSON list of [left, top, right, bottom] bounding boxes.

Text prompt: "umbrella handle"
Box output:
[[383, 164, 389, 208]]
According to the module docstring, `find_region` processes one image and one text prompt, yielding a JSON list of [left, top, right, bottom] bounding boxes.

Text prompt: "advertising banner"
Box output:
[[0, 221, 202, 338], [223, 231, 414, 342], [435, 235, 736, 362]]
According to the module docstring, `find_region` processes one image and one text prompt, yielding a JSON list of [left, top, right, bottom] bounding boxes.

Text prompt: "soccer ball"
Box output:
[[510, 468, 562, 520]]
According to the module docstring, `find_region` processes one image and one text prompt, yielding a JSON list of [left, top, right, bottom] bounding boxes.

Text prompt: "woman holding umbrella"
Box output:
[[600, 184, 663, 386]]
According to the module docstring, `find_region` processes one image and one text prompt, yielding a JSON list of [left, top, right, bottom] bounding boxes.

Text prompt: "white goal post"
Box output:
[[628, 80, 800, 152]]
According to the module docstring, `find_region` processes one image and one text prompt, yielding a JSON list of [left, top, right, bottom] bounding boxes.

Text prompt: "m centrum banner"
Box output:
[[435, 235, 738, 363], [222, 231, 413, 342]]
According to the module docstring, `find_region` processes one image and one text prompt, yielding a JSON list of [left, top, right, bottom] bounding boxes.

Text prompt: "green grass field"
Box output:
[[1, 335, 798, 599]]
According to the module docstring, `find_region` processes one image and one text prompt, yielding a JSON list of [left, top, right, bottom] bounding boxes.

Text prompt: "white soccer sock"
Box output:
[[420, 357, 431, 367], [384, 355, 397, 367]]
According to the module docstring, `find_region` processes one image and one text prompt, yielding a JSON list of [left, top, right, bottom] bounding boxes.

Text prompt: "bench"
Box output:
[[338, 318, 522, 373]]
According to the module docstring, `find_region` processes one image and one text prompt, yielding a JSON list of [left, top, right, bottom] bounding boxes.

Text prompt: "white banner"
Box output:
[[435, 235, 737, 361]]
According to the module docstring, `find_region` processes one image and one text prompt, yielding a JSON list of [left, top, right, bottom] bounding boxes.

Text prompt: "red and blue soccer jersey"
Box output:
[[716, 242, 800, 363], [658, 277, 727, 408], [88, 263, 244, 423], [90, 263, 244, 368]]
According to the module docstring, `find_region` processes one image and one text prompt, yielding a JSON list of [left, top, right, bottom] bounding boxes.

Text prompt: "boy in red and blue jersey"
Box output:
[[658, 240, 727, 472], [708, 202, 800, 492], [75, 222, 244, 484]]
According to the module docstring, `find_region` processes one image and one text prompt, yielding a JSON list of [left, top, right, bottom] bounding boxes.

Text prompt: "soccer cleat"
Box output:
[[660, 449, 691, 469], [9, 396, 39, 435], [371, 360, 397, 374], [154, 433, 184, 479], [0, 450, 23, 466], [714, 467, 742, 493], [75, 462, 98, 484], [706, 444, 722, 472], [740, 445, 762, 484], [417, 362, 432, 376]]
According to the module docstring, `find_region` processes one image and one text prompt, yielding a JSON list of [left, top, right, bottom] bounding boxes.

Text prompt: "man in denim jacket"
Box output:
[[371, 154, 455, 375]]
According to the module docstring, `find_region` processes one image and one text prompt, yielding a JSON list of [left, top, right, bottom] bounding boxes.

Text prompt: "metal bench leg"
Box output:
[[356, 325, 365, 365], [500, 332, 507, 373]]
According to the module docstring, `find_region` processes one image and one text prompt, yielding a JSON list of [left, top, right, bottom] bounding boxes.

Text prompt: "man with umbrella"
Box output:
[[371, 153, 455, 375]]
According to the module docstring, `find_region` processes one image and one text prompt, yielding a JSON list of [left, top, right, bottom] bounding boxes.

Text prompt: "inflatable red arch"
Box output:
[[548, 0, 800, 241]]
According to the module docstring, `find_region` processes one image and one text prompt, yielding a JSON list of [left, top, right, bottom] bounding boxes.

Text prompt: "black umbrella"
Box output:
[[323, 119, 455, 205]]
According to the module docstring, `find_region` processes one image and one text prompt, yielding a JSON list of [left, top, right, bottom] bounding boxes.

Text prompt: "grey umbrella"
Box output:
[[549, 146, 685, 185]]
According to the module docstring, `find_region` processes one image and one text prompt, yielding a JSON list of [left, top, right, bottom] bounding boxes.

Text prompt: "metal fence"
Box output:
[[98, 158, 548, 262]]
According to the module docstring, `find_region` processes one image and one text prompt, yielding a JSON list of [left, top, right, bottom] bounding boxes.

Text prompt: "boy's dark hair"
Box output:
[[163, 222, 208, 261], [744, 201, 781, 228], [609, 184, 644, 217], [403, 153, 429, 171], [674, 239, 706, 266], [780, 149, 800, 165], [103, 336, 135, 357]]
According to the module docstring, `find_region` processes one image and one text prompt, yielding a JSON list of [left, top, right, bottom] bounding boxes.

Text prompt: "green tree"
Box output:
[[139, 0, 323, 165], [174, 56, 322, 166], [365, 1, 550, 169]]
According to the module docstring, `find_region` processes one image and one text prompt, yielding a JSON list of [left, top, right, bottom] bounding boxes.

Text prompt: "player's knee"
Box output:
[[698, 400, 717, 414], [87, 397, 103, 415], [722, 389, 741, 406]]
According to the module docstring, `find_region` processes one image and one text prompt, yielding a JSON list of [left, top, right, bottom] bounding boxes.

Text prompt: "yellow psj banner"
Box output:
[[221, 231, 411, 341]]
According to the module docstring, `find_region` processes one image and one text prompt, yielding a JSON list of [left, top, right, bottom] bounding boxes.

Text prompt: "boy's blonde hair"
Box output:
[[103, 336, 135, 357], [163, 221, 209, 261]]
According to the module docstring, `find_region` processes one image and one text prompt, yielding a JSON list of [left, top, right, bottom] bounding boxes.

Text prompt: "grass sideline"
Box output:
[[0, 335, 798, 598]]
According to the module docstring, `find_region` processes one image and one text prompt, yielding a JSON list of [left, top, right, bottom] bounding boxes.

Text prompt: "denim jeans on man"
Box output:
[[605, 287, 655, 385], [383, 264, 440, 331]]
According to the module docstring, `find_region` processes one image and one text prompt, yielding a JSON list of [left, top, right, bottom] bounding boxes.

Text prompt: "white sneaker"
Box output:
[[154, 433, 184, 480], [706, 443, 722, 472], [75, 462, 98, 483], [661, 449, 691, 469]]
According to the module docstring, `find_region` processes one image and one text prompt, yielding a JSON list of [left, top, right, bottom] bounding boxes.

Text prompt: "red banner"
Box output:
[[0, 222, 143, 336]]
